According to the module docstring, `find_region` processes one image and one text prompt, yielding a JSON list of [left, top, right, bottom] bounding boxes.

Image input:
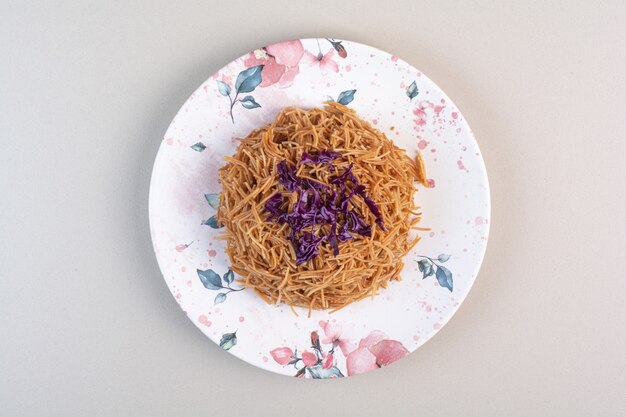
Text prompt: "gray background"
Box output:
[[1, 1, 625, 416]]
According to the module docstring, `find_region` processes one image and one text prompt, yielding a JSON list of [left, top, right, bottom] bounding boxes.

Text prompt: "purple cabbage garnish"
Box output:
[[330, 163, 356, 185], [293, 232, 324, 265], [302, 178, 330, 192], [327, 224, 340, 256], [264, 192, 286, 223], [301, 150, 342, 164], [356, 188, 386, 232], [277, 160, 300, 192], [340, 184, 364, 213], [318, 206, 336, 224], [265, 156, 385, 265], [347, 210, 372, 237], [337, 222, 353, 242]]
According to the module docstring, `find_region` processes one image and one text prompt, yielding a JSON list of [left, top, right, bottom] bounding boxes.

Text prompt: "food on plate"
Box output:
[[217, 102, 428, 312]]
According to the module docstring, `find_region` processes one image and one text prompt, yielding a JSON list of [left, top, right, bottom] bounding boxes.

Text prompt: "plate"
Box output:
[[149, 39, 490, 378]]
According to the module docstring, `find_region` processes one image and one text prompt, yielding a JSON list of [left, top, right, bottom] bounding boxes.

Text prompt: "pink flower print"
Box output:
[[358, 330, 387, 349], [319, 320, 355, 356], [302, 49, 339, 76], [345, 331, 410, 376], [368, 340, 409, 366], [319, 320, 340, 343], [175, 241, 194, 252], [301, 350, 317, 367], [242, 40, 304, 88], [214, 73, 233, 86], [270, 347, 294, 366], [276, 65, 299, 87], [310, 331, 320, 350], [321, 352, 334, 369], [266, 41, 304, 67], [346, 347, 378, 376], [244, 53, 284, 86]]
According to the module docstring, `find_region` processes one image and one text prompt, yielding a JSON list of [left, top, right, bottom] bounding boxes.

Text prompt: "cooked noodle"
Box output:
[[217, 102, 427, 313]]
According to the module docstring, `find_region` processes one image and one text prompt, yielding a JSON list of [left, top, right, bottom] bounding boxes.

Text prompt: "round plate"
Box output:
[[149, 39, 490, 378]]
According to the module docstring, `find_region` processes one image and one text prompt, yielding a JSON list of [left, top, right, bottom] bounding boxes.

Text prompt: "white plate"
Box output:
[[149, 39, 490, 378]]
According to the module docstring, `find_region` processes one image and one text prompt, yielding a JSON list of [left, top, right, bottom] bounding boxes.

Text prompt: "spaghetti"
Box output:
[[217, 102, 427, 312]]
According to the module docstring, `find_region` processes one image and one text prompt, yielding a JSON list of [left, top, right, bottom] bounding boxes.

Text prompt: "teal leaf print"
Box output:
[[190, 142, 206, 152], [220, 332, 237, 350], [337, 89, 356, 105], [235, 65, 264, 94], [216, 80, 231, 96], [308, 365, 344, 379], [406, 81, 418, 100], [221, 65, 264, 123], [203, 215, 221, 228], [214, 293, 227, 305], [417, 255, 453, 291], [437, 254, 451, 263], [417, 259, 434, 278], [417, 259, 427, 273], [199, 268, 243, 305], [223, 269, 235, 285], [197, 268, 223, 290], [435, 265, 453, 292], [240, 95, 261, 109], [204, 193, 220, 210], [203, 194, 223, 228], [294, 367, 306, 378]]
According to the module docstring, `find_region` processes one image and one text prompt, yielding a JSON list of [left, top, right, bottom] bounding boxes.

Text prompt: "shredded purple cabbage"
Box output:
[[330, 163, 356, 185], [301, 150, 342, 164], [341, 184, 364, 212], [347, 209, 372, 237], [356, 188, 386, 232], [318, 206, 336, 224], [264, 152, 385, 265], [327, 224, 340, 256], [277, 160, 300, 192], [301, 178, 330, 192], [292, 232, 324, 265], [337, 222, 353, 242], [265, 192, 286, 223]]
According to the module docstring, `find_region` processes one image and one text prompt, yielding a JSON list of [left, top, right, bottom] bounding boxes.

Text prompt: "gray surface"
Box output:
[[1, 1, 625, 416]]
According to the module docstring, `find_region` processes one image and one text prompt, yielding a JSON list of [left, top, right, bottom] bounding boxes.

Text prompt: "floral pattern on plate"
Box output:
[[270, 321, 411, 379], [149, 38, 490, 378]]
